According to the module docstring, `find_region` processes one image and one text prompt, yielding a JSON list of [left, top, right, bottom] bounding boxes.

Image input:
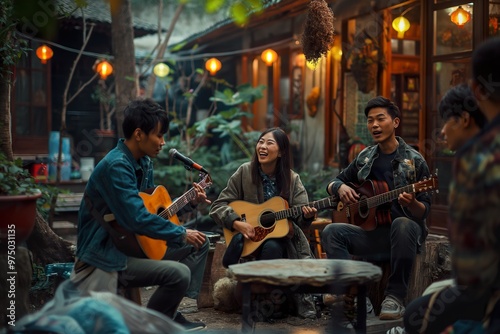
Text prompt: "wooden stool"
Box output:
[[304, 218, 332, 258], [119, 286, 142, 305]]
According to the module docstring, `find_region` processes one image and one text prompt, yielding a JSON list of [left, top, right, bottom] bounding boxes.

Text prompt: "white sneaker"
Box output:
[[380, 295, 405, 320]]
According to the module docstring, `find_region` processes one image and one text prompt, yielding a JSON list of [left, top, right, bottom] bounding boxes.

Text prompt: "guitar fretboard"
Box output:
[[273, 197, 336, 220], [365, 184, 414, 208], [158, 178, 210, 219]]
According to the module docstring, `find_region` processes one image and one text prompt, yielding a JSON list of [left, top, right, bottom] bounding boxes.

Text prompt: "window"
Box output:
[[12, 41, 51, 155]]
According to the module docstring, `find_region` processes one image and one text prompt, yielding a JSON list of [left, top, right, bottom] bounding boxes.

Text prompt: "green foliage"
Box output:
[[0, 153, 40, 195], [0, 0, 29, 80], [298, 166, 338, 204], [153, 82, 265, 199]]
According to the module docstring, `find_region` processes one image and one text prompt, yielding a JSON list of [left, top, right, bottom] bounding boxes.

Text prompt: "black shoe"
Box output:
[[174, 312, 206, 331], [222, 233, 244, 268]]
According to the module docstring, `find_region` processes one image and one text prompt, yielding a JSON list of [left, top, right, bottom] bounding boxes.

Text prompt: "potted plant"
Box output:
[[349, 33, 384, 93], [91, 80, 117, 160], [0, 153, 42, 243]]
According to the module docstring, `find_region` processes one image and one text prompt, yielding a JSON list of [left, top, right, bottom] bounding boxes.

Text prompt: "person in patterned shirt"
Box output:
[[404, 37, 500, 334]]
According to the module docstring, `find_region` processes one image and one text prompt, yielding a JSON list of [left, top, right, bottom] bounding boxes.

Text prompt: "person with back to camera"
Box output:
[[404, 37, 500, 334], [209, 127, 318, 320], [321, 96, 432, 321], [71, 98, 210, 331]]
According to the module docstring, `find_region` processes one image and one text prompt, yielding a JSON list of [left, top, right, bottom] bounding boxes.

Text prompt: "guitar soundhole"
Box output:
[[358, 197, 369, 218], [260, 211, 276, 228], [157, 207, 165, 215]]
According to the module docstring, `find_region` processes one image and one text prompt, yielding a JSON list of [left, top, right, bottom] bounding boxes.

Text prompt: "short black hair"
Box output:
[[122, 98, 169, 139], [472, 37, 500, 102], [364, 96, 400, 119], [439, 83, 486, 129]]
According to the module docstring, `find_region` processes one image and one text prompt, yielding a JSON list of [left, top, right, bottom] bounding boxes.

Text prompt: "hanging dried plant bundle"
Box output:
[[301, 0, 335, 66]]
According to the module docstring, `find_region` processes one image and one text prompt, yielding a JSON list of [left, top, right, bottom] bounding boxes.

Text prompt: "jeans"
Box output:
[[257, 238, 288, 260], [120, 257, 190, 318], [164, 238, 210, 299], [321, 217, 421, 301]]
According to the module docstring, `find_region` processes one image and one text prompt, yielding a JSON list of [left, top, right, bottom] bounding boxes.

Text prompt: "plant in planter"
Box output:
[[91, 80, 117, 160], [349, 33, 385, 93], [0, 153, 42, 243]]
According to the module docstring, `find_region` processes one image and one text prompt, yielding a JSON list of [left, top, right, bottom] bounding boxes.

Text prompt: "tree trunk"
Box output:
[[26, 211, 75, 266], [110, 0, 137, 138], [0, 68, 14, 161]]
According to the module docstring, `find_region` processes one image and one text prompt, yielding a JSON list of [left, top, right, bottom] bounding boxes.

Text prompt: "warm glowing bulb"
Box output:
[[331, 46, 342, 61]]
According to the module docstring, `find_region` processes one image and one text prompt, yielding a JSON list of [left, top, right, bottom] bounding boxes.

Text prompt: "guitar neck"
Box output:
[[164, 188, 198, 218], [161, 177, 210, 219], [367, 183, 415, 208], [274, 197, 335, 220]]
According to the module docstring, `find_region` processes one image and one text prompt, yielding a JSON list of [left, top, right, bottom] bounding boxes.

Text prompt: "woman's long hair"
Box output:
[[250, 127, 292, 201]]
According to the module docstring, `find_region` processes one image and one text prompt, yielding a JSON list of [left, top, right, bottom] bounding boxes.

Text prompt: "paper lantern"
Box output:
[[153, 63, 170, 77], [450, 6, 471, 27], [36, 45, 53, 64], [261, 49, 278, 66], [95, 60, 113, 80], [392, 16, 410, 39], [205, 58, 221, 75]]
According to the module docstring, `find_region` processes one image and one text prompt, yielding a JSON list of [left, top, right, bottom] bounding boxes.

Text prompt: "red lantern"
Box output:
[[261, 49, 278, 66], [36, 45, 53, 64], [95, 60, 113, 80]]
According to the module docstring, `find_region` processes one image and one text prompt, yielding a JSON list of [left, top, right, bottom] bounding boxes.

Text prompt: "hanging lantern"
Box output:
[[331, 45, 343, 61], [450, 6, 471, 27], [36, 45, 53, 64], [95, 60, 113, 80], [261, 49, 278, 66], [392, 16, 410, 38], [205, 58, 221, 75], [153, 63, 170, 77]]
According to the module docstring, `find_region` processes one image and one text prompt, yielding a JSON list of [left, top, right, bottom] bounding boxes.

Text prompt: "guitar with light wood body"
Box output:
[[224, 195, 338, 257], [106, 174, 212, 260]]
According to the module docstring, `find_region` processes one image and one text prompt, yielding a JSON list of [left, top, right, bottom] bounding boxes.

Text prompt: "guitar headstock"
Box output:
[[198, 173, 213, 189], [415, 174, 439, 193]]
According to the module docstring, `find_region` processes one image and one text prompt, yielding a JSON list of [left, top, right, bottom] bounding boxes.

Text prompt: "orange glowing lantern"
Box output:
[[36, 45, 53, 64], [95, 60, 113, 80], [205, 58, 221, 75], [450, 6, 471, 27], [261, 49, 278, 66]]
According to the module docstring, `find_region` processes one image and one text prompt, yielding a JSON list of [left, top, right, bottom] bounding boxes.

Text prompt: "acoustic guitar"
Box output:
[[332, 175, 438, 231], [105, 174, 212, 260], [224, 195, 338, 257]]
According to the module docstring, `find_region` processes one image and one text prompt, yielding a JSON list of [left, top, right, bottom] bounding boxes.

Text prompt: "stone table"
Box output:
[[228, 259, 382, 333]]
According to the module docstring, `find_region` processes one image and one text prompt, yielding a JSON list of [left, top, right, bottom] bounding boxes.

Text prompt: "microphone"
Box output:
[[169, 149, 209, 174]]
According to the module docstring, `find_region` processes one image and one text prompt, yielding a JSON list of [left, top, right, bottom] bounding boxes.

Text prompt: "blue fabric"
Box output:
[[76, 139, 186, 271]]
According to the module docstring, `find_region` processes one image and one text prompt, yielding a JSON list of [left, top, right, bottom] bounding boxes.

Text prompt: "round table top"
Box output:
[[228, 259, 382, 287]]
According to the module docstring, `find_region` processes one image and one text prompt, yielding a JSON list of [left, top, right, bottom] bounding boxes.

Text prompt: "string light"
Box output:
[[205, 58, 221, 75]]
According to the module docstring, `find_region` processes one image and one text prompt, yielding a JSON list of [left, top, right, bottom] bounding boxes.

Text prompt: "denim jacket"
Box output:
[[328, 137, 431, 238], [76, 139, 186, 271]]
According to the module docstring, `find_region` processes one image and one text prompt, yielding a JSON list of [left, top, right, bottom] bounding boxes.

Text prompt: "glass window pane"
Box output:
[[32, 71, 47, 106], [434, 5, 473, 55], [16, 106, 30, 135], [489, 1, 500, 37], [15, 69, 30, 103], [32, 107, 48, 136]]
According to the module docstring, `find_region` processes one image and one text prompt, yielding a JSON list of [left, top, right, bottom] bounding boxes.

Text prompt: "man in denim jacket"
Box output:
[[72, 98, 209, 331], [321, 96, 431, 320]]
